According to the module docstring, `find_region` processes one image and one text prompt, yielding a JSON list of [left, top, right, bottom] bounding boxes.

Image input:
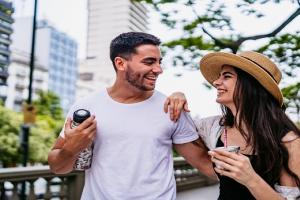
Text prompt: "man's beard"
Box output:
[[125, 66, 154, 91]]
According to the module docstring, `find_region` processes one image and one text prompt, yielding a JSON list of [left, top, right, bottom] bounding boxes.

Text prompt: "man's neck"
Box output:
[[107, 82, 154, 104]]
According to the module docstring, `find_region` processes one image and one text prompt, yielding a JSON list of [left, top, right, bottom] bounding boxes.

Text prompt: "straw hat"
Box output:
[[199, 51, 283, 105]]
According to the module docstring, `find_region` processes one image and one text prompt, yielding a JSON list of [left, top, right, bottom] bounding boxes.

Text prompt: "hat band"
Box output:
[[240, 55, 277, 83]]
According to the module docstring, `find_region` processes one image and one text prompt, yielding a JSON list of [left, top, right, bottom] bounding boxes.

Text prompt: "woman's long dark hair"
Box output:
[[221, 67, 300, 189]]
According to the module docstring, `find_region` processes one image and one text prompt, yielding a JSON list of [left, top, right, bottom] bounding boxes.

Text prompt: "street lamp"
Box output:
[[21, 0, 38, 169], [20, 0, 38, 199]]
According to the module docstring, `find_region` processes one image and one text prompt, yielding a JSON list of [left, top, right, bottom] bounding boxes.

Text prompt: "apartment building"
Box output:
[[77, 0, 148, 98], [0, 0, 13, 102], [10, 18, 78, 112]]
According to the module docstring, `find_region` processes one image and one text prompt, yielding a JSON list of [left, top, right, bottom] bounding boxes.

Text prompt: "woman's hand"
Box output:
[[208, 150, 259, 187], [164, 92, 190, 121]]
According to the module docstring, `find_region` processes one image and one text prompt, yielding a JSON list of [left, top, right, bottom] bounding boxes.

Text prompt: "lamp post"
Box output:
[[20, 0, 38, 199]]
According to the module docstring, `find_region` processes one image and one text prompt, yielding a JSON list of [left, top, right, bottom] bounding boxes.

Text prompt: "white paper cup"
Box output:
[[214, 145, 240, 169], [215, 145, 240, 153]]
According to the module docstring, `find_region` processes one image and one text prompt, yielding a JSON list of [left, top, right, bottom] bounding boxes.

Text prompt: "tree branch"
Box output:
[[190, 5, 229, 49], [201, 27, 228, 48], [235, 7, 300, 46], [189, 2, 300, 53]]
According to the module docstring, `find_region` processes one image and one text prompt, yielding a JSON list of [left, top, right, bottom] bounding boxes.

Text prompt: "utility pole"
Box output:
[[20, 0, 38, 199]]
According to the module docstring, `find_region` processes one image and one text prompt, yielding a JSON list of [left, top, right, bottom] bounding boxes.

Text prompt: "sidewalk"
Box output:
[[177, 184, 219, 200]]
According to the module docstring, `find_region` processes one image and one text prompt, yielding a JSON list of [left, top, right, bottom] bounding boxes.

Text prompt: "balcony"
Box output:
[[0, 1, 14, 14], [0, 23, 12, 35], [0, 67, 8, 78], [0, 45, 9, 56], [0, 54, 8, 66], [0, 10, 13, 23], [0, 35, 10, 45], [0, 158, 217, 199], [14, 96, 23, 105], [15, 83, 25, 90]]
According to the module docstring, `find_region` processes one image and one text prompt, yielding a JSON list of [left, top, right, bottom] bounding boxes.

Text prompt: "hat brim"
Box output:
[[200, 52, 283, 105]]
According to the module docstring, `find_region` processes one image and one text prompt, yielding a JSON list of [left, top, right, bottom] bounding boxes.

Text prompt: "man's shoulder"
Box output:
[[72, 89, 106, 107], [152, 90, 167, 101]]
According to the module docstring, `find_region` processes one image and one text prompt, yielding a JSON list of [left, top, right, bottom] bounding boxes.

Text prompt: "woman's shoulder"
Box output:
[[193, 115, 223, 149], [281, 131, 300, 163], [280, 131, 300, 183], [194, 115, 222, 126], [281, 132, 300, 158], [194, 115, 222, 122], [281, 131, 300, 143], [193, 115, 223, 134]]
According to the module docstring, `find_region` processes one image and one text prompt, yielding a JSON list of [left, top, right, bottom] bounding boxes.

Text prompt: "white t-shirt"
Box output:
[[60, 89, 199, 200]]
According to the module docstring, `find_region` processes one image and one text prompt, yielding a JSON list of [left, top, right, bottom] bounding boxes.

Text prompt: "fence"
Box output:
[[0, 158, 217, 199]]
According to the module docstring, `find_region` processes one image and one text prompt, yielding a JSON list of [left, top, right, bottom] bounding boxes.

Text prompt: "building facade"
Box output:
[[77, 0, 148, 98], [37, 20, 78, 112], [5, 49, 48, 111], [10, 18, 78, 112], [0, 0, 13, 102]]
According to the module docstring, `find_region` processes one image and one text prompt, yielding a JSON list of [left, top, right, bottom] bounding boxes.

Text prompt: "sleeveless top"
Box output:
[[215, 136, 257, 200]]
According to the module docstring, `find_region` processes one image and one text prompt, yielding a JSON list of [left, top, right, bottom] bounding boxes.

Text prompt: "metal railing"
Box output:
[[0, 166, 84, 200], [174, 157, 217, 192], [0, 158, 217, 199]]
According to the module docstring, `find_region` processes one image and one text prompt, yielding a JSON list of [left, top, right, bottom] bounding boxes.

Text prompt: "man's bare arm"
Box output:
[[174, 138, 217, 179], [48, 137, 79, 174], [48, 116, 97, 174]]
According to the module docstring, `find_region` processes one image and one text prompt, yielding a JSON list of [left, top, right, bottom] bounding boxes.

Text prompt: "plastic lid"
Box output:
[[73, 109, 91, 123]]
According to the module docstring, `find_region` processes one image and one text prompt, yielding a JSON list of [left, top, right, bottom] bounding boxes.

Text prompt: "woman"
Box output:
[[166, 51, 300, 199]]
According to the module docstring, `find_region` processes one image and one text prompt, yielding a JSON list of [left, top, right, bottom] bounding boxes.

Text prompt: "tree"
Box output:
[[30, 91, 64, 163], [0, 105, 22, 167], [136, 0, 299, 72], [0, 91, 64, 167], [29, 115, 62, 164], [33, 90, 64, 120], [282, 82, 300, 121], [136, 0, 300, 119], [137, 1, 298, 65]]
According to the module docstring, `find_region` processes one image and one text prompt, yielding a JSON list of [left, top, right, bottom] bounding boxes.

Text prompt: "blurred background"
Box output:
[[0, 0, 299, 199]]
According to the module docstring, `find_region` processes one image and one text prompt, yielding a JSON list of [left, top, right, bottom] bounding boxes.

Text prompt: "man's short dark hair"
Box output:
[[110, 32, 161, 70]]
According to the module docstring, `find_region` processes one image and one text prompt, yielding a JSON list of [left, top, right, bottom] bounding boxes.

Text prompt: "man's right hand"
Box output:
[[63, 115, 97, 156], [48, 115, 97, 174]]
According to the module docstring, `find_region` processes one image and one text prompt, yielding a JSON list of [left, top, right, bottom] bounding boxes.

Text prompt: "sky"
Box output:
[[11, 0, 300, 118]]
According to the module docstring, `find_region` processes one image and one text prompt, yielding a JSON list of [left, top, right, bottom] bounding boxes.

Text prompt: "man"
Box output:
[[48, 32, 215, 200]]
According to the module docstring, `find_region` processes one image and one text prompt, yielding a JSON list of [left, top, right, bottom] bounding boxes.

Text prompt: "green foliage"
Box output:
[[0, 105, 22, 167], [282, 82, 300, 121], [136, 0, 299, 72], [137, 0, 299, 117], [29, 91, 64, 164], [0, 91, 64, 167], [296, 121, 300, 128], [258, 33, 300, 78], [173, 147, 179, 157], [29, 115, 63, 164], [164, 36, 214, 50], [33, 90, 64, 120]]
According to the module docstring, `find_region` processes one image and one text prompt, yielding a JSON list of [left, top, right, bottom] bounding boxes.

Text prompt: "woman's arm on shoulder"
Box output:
[[164, 92, 190, 121]]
